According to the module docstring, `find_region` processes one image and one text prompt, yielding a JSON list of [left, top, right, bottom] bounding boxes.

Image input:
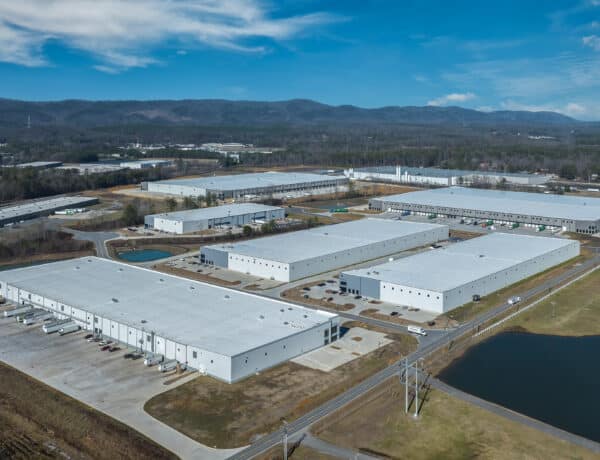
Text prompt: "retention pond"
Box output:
[[438, 331, 600, 443], [117, 249, 173, 263]]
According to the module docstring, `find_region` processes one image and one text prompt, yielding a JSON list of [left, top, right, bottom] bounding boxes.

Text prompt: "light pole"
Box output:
[[414, 359, 419, 418], [404, 358, 409, 414]]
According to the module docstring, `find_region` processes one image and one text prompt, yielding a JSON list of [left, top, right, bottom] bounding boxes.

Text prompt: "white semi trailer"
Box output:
[[158, 359, 177, 372], [43, 319, 72, 334], [3, 305, 33, 318], [58, 323, 80, 336], [144, 354, 164, 367], [23, 311, 55, 325]]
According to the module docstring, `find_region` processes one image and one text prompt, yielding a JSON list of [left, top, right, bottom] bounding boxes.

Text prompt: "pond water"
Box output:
[[438, 331, 600, 443], [117, 249, 173, 262]]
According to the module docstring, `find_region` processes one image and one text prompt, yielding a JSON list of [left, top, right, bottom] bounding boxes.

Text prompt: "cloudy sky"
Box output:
[[1, 0, 600, 119]]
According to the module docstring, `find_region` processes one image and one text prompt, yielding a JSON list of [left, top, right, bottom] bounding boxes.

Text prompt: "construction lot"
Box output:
[[0, 316, 241, 460], [144, 322, 417, 449]]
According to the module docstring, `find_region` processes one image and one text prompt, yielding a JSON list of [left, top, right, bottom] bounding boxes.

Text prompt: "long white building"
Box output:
[[370, 186, 600, 234], [340, 233, 579, 313], [0, 257, 339, 383], [146, 171, 348, 200], [345, 166, 551, 186], [144, 203, 285, 234], [201, 219, 449, 282]]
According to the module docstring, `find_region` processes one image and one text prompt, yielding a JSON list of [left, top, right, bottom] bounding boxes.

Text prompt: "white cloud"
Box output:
[[427, 92, 476, 106], [583, 35, 600, 51], [0, 1, 339, 72]]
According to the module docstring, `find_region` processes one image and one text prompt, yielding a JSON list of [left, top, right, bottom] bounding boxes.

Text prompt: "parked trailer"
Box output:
[[15, 308, 44, 323], [58, 323, 80, 336], [23, 311, 55, 325], [158, 359, 178, 372], [144, 354, 164, 367], [3, 305, 33, 318], [42, 319, 72, 334]]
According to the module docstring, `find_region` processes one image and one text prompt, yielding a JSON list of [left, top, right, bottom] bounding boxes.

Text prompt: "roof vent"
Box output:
[[280, 308, 284, 312], [479, 254, 485, 258], [259, 315, 265, 320], [75, 266, 80, 270], [224, 294, 230, 299], [190, 286, 195, 290], [118, 268, 123, 272], [159, 278, 164, 282], [141, 319, 147, 324], [303, 314, 308, 318], [284, 321, 289, 325], [112, 298, 119, 303]]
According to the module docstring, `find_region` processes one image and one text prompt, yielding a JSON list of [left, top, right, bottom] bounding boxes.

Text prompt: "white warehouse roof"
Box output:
[[344, 233, 578, 292], [0, 257, 337, 357], [0, 196, 98, 222], [207, 218, 445, 263], [374, 187, 600, 221], [151, 171, 343, 191], [147, 203, 282, 223]]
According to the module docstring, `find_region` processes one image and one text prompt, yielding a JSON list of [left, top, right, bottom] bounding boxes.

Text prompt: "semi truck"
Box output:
[[3, 305, 33, 318], [158, 359, 178, 372], [15, 308, 44, 323], [23, 311, 55, 325], [58, 323, 80, 336], [42, 319, 72, 334]]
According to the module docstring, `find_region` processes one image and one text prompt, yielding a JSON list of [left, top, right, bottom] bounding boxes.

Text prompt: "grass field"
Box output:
[[257, 444, 338, 460], [503, 266, 600, 336], [0, 362, 176, 460], [313, 379, 597, 460], [144, 326, 416, 449]]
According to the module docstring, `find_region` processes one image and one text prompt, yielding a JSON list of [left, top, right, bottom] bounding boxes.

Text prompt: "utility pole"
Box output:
[[414, 359, 419, 418], [405, 358, 409, 414], [282, 420, 288, 460]]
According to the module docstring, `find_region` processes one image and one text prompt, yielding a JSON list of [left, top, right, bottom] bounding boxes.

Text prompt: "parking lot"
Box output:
[[0, 314, 241, 459]]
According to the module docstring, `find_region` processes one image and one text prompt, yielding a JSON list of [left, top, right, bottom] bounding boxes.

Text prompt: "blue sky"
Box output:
[[1, 1, 600, 119]]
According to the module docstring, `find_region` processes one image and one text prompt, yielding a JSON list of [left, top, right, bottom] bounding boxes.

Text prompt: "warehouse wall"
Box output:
[[230, 318, 339, 382], [340, 239, 580, 314], [210, 225, 449, 283]]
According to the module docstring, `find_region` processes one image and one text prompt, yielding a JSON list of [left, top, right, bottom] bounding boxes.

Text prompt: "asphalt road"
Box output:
[[63, 228, 119, 259], [228, 253, 600, 460]]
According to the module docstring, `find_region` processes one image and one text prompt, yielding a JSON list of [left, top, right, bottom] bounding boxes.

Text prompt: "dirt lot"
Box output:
[[312, 379, 598, 460], [144, 325, 417, 449], [0, 362, 176, 460], [155, 262, 242, 286], [282, 281, 356, 312], [360, 308, 458, 329]]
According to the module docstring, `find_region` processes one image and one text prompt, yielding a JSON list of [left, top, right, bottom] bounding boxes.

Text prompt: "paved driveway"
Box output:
[[0, 318, 241, 459]]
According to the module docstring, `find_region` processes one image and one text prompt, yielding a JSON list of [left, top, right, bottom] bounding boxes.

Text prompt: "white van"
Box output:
[[407, 325, 427, 336]]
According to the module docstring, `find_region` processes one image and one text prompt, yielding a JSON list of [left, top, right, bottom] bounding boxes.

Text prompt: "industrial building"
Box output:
[[0, 196, 99, 227], [12, 161, 63, 169], [0, 257, 339, 383], [340, 233, 579, 313], [370, 186, 600, 234], [201, 219, 449, 282], [345, 166, 551, 186], [120, 159, 172, 169], [146, 171, 349, 200], [145, 203, 285, 234]]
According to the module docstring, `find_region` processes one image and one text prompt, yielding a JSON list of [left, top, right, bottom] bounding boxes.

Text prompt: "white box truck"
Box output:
[[407, 325, 427, 336]]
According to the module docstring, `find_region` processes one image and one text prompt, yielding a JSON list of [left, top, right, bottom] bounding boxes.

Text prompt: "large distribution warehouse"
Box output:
[[146, 171, 348, 200], [0, 257, 339, 383], [144, 203, 285, 234], [0, 195, 99, 227], [201, 219, 449, 282], [340, 233, 580, 313], [345, 166, 550, 186], [370, 186, 600, 234]]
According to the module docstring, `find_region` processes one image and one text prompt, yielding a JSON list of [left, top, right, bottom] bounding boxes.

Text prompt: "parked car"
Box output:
[[84, 333, 93, 340], [472, 294, 481, 302], [390, 311, 399, 316], [302, 287, 311, 291], [354, 295, 362, 299], [100, 345, 111, 351], [508, 296, 522, 305], [108, 346, 120, 352]]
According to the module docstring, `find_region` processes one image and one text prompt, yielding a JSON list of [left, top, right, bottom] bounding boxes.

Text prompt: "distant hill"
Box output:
[[0, 98, 579, 128]]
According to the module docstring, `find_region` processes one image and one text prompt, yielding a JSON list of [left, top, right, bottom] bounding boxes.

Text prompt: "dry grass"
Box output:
[[503, 266, 600, 336], [257, 444, 338, 460], [0, 362, 176, 460], [144, 329, 417, 449], [0, 250, 95, 270], [154, 263, 242, 286], [360, 308, 458, 329], [313, 379, 598, 460]]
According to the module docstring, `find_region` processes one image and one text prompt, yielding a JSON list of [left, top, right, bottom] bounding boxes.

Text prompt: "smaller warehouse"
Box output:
[[0, 196, 99, 227], [201, 218, 449, 282], [340, 233, 580, 313], [145, 203, 285, 234]]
